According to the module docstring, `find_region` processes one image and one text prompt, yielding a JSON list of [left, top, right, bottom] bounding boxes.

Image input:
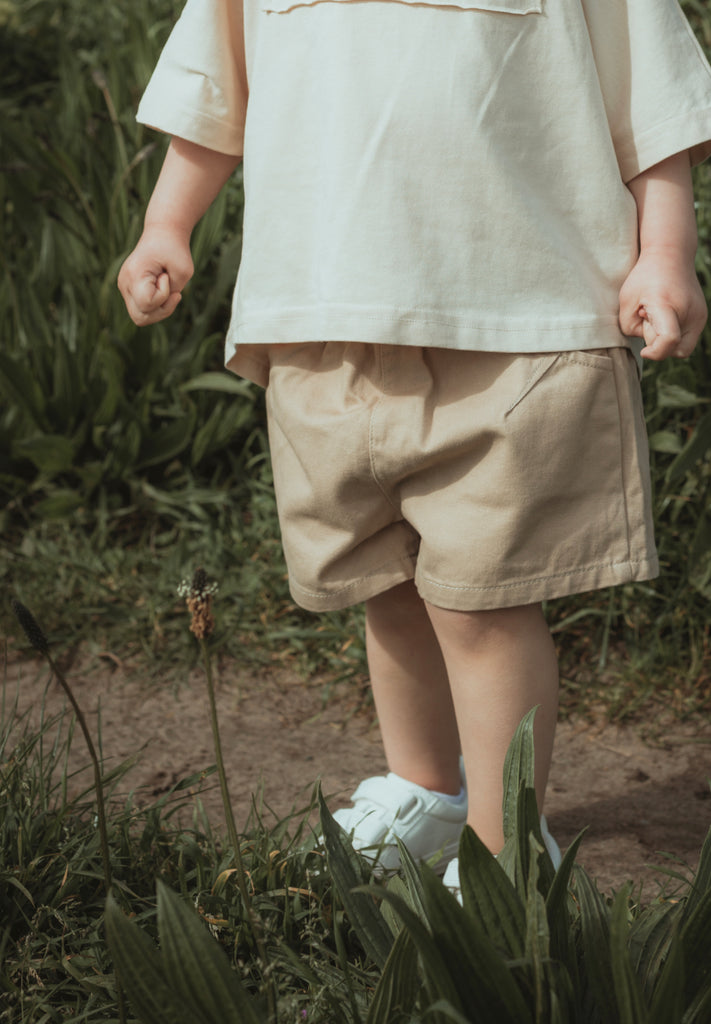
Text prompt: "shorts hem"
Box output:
[[414, 555, 660, 611], [288, 557, 417, 612]]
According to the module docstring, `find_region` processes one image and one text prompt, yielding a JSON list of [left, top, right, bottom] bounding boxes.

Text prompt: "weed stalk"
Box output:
[[10, 597, 127, 1024], [178, 568, 277, 1020]]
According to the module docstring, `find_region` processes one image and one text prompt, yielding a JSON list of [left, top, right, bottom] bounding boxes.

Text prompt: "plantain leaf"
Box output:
[[156, 880, 263, 1024], [684, 824, 711, 919], [457, 824, 526, 959], [0, 351, 46, 431], [135, 405, 197, 469], [545, 827, 586, 972], [656, 380, 709, 410], [416, 864, 534, 1023], [629, 900, 682, 1003], [648, 430, 683, 455], [104, 894, 194, 1024], [182, 371, 255, 395], [362, 880, 464, 1014], [665, 409, 711, 483], [648, 932, 684, 1024], [502, 708, 537, 842], [609, 887, 648, 1024], [318, 788, 394, 969], [574, 866, 618, 1021], [12, 433, 78, 474], [365, 927, 420, 1024], [679, 887, 711, 1018]]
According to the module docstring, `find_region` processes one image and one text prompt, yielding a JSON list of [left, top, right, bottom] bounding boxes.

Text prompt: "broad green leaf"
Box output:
[[629, 900, 682, 1002], [648, 934, 684, 1024], [104, 894, 194, 1024], [33, 489, 83, 518], [666, 409, 711, 483], [156, 881, 263, 1024], [135, 407, 197, 469], [457, 824, 526, 959], [609, 887, 648, 1024], [648, 430, 683, 455], [417, 864, 534, 1023], [365, 927, 420, 1024], [182, 371, 255, 395], [0, 351, 46, 431], [12, 434, 77, 474], [688, 514, 711, 600], [524, 837, 551, 1022], [318, 788, 394, 969], [545, 828, 586, 970], [656, 380, 709, 410], [502, 708, 537, 842], [679, 888, 711, 1017], [574, 867, 618, 1021], [684, 825, 711, 919]]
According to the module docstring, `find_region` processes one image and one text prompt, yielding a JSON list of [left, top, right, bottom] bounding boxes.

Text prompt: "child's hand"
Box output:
[[618, 248, 707, 360], [118, 227, 194, 326]]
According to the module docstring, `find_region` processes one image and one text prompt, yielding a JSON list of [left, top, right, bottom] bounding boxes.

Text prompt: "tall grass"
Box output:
[[1, 0, 711, 716]]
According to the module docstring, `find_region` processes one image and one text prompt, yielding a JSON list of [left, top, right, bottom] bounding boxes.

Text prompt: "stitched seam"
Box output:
[[290, 554, 417, 599], [419, 559, 653, 594]]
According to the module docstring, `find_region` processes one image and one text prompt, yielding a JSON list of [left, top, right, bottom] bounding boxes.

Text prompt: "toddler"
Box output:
[[119, 0, 711, 891]]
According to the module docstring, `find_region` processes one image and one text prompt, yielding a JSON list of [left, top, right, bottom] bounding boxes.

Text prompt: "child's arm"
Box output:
[[118, 137, 241, 326], [619, 151, 708, 361]]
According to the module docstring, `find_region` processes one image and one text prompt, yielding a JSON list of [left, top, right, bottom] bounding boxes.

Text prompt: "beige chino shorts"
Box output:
[[262, 342, 659, 612]]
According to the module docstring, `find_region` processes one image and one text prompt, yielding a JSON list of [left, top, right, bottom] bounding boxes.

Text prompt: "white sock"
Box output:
[[430, 785, 466, 806]]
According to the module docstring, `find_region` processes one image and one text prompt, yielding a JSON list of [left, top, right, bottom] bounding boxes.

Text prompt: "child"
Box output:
[[119, 0, 711, 890]]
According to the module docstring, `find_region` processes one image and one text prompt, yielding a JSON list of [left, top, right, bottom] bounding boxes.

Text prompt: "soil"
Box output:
[[5, 652, 711, 896]]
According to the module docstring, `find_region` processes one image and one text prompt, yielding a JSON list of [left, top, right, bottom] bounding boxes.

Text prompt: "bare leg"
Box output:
[[365, 580, 461, 795], [425, 601, 559, 854]]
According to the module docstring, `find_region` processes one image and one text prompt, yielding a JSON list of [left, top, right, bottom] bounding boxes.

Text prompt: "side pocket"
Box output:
[[504, 354, 559, 416]]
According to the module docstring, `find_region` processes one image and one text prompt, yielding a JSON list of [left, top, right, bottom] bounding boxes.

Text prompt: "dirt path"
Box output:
[[5, 654, 711, 895]]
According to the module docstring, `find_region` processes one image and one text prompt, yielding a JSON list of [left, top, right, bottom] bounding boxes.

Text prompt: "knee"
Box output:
[[366, 579, 427, 635]]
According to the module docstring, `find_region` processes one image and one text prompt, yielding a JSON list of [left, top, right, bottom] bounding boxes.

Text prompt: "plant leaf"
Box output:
[[104, 893, 193, 1024], [318, 787, 394, 969], [457, 824, 526, 959], [156, 880, 263, 1024]]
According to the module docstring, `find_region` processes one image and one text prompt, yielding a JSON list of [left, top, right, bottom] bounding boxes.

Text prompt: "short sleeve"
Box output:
[[582, 0, 711, 181], [136, 0, 248, 157]]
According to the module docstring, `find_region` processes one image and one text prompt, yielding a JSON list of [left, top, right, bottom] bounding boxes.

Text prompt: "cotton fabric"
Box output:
[[264, 343, 657, 611], [137, 0, 711, 381]]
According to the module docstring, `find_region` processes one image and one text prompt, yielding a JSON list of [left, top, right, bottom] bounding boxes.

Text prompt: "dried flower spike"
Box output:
[[11, 598, 50, 656], [177, 567, 218, 640]]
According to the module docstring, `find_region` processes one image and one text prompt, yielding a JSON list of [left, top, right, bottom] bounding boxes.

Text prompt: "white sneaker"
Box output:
[[333, 771, 467, 872], [442, 815, 562, 902]]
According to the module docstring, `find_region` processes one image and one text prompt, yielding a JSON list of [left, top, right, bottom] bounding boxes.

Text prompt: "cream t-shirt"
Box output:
[[137, 0, 711, 385]]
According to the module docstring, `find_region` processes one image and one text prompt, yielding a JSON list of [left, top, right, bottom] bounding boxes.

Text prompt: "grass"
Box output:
[[3, 651, 711, 1022]]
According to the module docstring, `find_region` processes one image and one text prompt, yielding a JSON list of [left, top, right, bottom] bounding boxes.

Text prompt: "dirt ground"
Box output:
[[5, 652, 711, 895]]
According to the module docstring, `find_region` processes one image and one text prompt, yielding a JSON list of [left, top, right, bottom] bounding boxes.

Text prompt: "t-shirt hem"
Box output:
[[225, 311, 636, 385]]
